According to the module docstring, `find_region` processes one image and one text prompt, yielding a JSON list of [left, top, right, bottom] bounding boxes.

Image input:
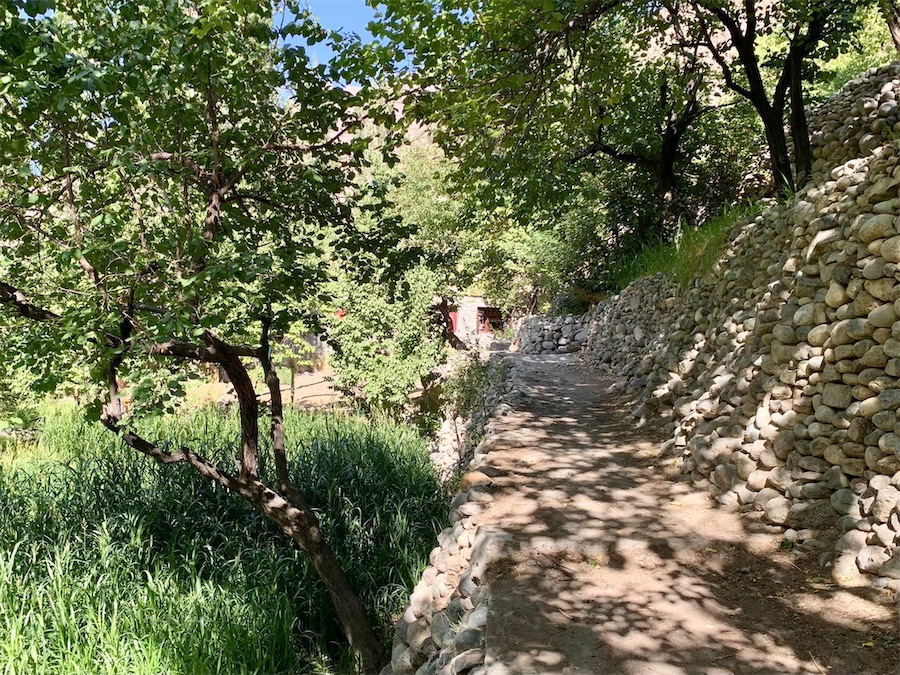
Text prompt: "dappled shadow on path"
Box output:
[[474, 355, 897, 675]]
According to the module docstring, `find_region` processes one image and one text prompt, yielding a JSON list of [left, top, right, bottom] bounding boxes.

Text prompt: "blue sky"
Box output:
[[304, 0, 379, 65]]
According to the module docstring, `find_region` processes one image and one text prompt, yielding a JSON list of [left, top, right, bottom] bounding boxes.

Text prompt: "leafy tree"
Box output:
[[809, 4, 895, 98], [0, 0, 393, 669], [668, 0, 867, 193], [327, 265, 448, 414], [372, 0, 727, 240], [323, 141, 458, 414]]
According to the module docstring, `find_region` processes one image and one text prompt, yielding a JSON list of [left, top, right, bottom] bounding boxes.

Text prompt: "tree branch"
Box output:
[[690, 3, 754, 101], [101, 416, 255, 500], [262, 121, 360, 155], [569, 126, 649, 167], [147, 340, 260, 362], [148, 152, 216, 187], [0, 281, 60, 322]]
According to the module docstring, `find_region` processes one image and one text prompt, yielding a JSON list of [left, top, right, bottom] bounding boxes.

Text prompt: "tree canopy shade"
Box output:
[[0, 0, 394, 670], [667, 0, 868, 194], [371, 0, 873, 216], [368, 0, 753, 244]]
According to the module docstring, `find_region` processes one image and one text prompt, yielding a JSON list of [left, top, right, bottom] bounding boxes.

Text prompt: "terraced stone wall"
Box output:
[[579, 63, 900, 586], [515, 314, 591, 354]]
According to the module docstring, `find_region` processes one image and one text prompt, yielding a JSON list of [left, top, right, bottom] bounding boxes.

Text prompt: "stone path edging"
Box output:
[[383, 355, 527, 675]]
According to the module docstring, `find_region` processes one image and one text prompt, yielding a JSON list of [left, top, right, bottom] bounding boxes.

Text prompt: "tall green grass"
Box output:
[[607, 203, 758, 291], [0, 403, 448, 674]]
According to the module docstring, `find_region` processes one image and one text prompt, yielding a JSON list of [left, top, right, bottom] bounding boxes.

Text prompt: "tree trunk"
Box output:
[[759, 107, 795, 198], [207, 333, 259, 478], [436, 297, 467, 350], [100, 323, 387, 672], [290, 363, 296, 403], [656, 130, 679, 235], [265, 364, 386, 673], [789, 51, 813, 189], [715, 15, 796, 198], [881, 0, 900, 52]]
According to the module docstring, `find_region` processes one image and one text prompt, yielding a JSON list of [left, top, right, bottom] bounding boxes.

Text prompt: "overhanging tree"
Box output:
[[667, 0, 865, 195], [370, 0, 749, 247], [0, 0, 391, 670]]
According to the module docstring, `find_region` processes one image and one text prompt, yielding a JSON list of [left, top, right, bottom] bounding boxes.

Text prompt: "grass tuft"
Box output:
[[0, 403, 448, 674], [607, 203, 758, 291]]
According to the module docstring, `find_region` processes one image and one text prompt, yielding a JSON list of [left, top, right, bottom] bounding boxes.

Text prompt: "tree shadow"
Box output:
[[471, 354, 898, 675]]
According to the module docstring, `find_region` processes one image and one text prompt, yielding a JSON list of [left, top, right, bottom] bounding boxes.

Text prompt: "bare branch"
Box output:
[[0, 281, 60, 323], [262, 121, 360, 156], [134, 302, 167, 315], [205, 59, 221, 187], [61, 125, 110, 305], [223, 191, 275, 206], [101, 416, 250, 498], [102, 417, 189, 463], [569, 124, 650, 167]]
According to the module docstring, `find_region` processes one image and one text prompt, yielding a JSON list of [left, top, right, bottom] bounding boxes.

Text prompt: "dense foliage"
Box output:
[[1, 0, 899, 671], [322, 142, 457, 413], [367, 0, 896, 312], [0, 1, 407, 668], [0, 0, 376, 409]]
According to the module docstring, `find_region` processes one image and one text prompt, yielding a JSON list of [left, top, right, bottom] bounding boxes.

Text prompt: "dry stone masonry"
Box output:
[[515, 313, 591, 354], [389, 62, 900, 675], [576, 63, 900, 587], [427, 355, 518, 481], [385, 356, 527, 675]]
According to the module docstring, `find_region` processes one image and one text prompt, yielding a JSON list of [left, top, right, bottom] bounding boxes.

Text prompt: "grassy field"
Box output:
[[0, 403, 448, 674]]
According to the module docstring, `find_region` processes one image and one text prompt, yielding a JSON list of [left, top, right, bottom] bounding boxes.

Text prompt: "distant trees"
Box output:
[[669, 0, 867, 194], [377, 0, 872, 206], [374, 0, 729, 241]]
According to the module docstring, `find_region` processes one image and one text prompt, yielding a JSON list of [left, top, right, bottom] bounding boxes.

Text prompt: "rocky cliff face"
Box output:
[[524, 63, 900, 585]]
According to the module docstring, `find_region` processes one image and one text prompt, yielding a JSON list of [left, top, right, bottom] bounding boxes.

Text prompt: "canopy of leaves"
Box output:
[[0, 0, 388, 417]]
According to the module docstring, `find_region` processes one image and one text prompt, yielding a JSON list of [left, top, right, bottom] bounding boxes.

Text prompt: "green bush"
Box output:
[[326, 266, 448, 416], [0, 404, 449, 674], [441, 353, 490, 421]]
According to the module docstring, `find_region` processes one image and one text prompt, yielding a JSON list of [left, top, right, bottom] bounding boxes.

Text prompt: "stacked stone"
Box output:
[[516, 314, 591, 354], [579, 63, 900, 585], [387, 357, 526, 675], [428, 415, 468, 481], [581, 273, 681, 389], [427, 356, 515, 481], [806, 63, 900, 182], [385, 487, 492, 675]]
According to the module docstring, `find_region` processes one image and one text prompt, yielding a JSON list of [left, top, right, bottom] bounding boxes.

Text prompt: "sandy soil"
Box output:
[[472, 354, 899, 675]]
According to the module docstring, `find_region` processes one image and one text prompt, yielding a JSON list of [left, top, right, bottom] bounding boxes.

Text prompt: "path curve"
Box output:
[[470, 353, 896, 675]]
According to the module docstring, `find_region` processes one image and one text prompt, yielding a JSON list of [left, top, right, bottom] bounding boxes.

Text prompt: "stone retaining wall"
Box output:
[[384, 355, 526, 675], [427, 355, 516, 481], [515, 313, 591, 354], [387, 61, 900, 675], [580, 63, 900, 586]]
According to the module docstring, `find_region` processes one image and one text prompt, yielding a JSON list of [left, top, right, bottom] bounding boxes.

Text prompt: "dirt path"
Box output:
[[472, 353, 898, 675]]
